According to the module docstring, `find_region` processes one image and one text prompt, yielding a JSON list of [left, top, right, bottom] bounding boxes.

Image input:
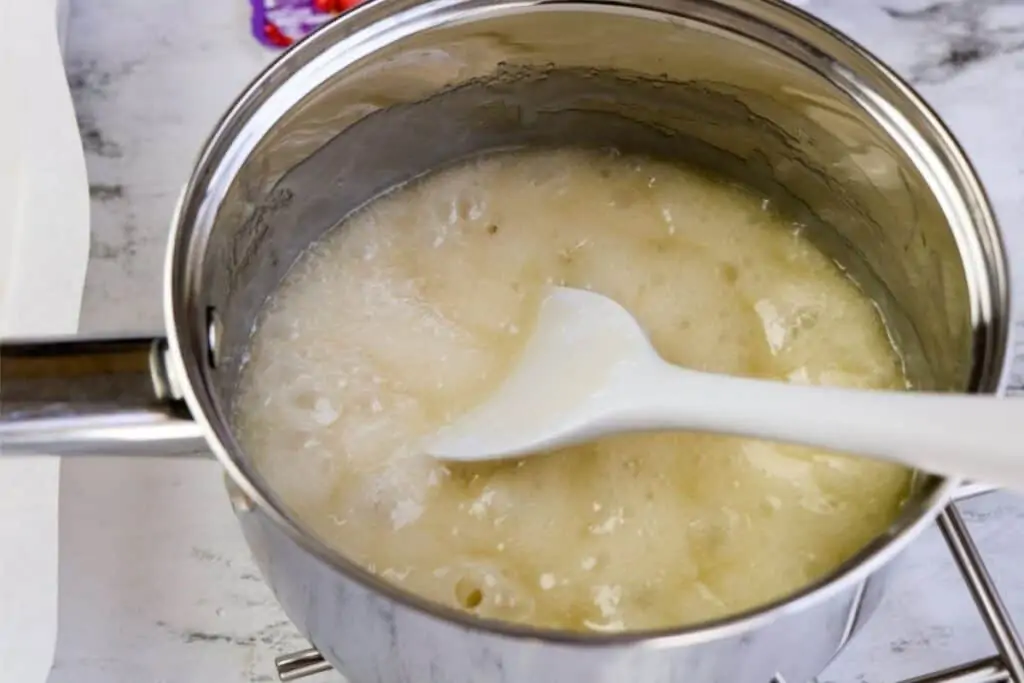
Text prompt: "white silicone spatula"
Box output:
[[424, 286, 1023, 490]]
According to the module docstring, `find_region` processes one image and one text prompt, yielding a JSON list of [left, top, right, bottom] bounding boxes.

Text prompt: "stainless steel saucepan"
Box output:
[[0, 1, 1012, 682]]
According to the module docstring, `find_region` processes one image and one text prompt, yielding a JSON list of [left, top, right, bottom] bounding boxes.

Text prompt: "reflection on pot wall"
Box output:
[[206, 10, 972, 411]]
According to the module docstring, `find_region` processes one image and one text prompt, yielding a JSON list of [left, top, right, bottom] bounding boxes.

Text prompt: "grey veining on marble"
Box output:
[[874, 0, 1024, 86], [54, 1, 1024, 682], [805, 0, 1024, 318]]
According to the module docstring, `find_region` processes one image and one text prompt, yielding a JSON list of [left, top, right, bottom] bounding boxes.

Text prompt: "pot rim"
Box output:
[[165, 0, 1012, 647]]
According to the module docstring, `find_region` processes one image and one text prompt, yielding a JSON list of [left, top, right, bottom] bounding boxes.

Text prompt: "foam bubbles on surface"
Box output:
[[233, 149, 911, 632]]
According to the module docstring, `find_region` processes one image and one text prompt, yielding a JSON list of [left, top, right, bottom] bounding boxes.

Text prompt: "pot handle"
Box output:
[[0, 336, 208, 457]]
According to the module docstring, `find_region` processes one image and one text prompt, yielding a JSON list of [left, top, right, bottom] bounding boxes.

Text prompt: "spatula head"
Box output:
[[423, 286, 655, 462]]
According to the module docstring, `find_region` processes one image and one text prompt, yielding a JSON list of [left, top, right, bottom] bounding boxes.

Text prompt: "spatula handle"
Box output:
[[630, 365, 1022, 490]]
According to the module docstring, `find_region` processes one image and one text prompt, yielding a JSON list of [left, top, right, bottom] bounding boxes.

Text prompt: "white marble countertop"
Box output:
[[54, 0, 1024, 682]]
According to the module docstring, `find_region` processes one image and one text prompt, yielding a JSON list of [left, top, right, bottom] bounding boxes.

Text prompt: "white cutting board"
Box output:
[[0, 0, 90, 682]]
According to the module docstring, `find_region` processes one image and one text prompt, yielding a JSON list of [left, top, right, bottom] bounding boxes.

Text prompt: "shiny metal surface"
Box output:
[[0, 0, 1014, 681], [274, 649, 328, 681], [266, 625, 1017, 683], [274, 648, 334, 682], [938, 507, 1024, 681], [952, 483, 1002, 502], [0, 337, 206, 456], [901, 657, 1011, 683]]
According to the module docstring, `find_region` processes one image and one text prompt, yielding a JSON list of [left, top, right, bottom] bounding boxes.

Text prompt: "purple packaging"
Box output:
[[250, 0, 358, 48]]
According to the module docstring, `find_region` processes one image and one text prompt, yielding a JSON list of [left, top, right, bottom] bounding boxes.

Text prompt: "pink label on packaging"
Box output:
[[250, 0, 363, 48]]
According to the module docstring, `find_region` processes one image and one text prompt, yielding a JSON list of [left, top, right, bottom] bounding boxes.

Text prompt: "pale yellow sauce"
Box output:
[[233, 149, 911, 632]]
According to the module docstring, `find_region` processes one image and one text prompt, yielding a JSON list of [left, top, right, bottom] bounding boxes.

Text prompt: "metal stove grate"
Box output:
[[272, 484, 1024, 683]]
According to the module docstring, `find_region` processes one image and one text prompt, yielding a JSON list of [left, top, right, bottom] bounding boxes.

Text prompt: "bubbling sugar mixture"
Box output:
[[233, 149, 912, 632]]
